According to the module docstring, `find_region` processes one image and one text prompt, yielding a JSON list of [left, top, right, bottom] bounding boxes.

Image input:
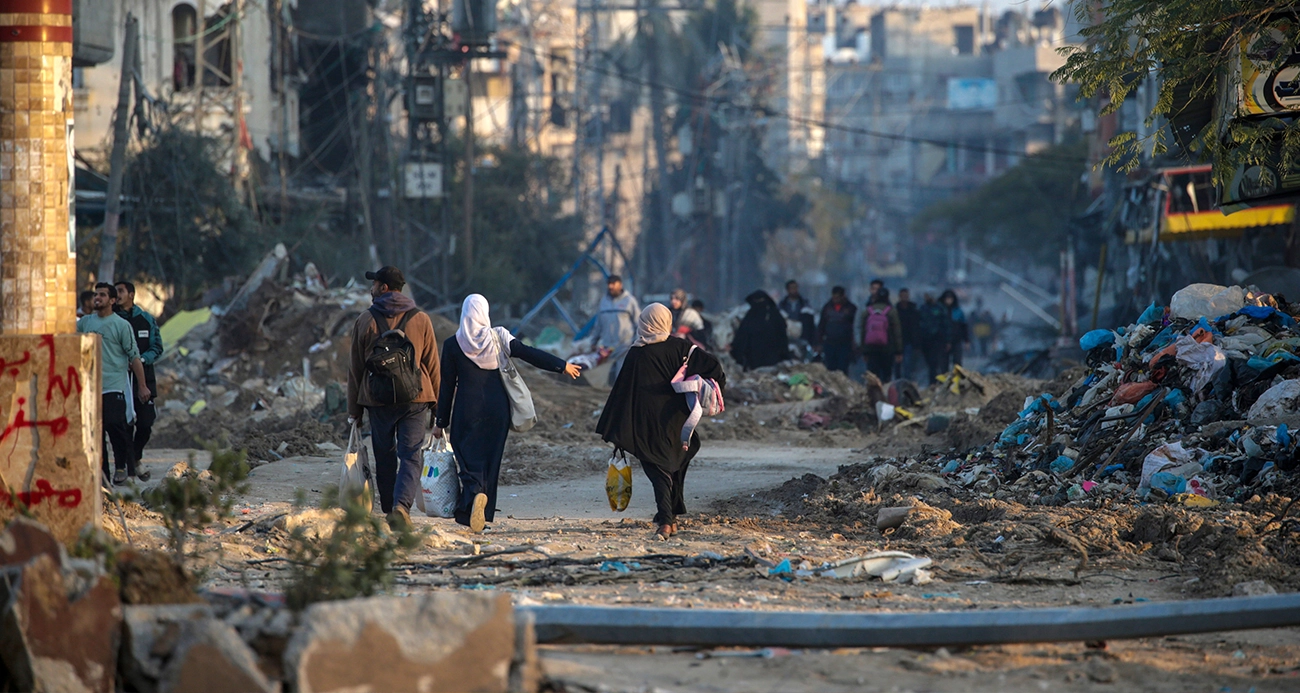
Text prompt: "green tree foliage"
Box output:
[[1054, 1, 1300, 179], [117, 127, 264, 304], [456, 148, 583, 309], [283, 489, 421, 611], [911, 141, 1089, 264]]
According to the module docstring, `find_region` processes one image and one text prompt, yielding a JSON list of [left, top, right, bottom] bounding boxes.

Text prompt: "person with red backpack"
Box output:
[[861, 287, 902, 382]]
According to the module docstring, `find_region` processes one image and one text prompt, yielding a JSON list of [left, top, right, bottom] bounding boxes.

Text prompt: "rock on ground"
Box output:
[[284, 592, 534, 693]]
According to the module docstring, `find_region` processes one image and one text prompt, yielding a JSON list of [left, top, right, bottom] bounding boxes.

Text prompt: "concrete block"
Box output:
[[0, 516, 65, 569], [876, 505, 913, 531], [0, 553, 121, 693], [158, 618, 275, 693], [121, 604, 215, 692], [0, 334, 102, 544], [285, 592, 532, 693]]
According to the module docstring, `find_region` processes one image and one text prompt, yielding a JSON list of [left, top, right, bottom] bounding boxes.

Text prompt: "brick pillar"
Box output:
[[0, 0, 76, 335]]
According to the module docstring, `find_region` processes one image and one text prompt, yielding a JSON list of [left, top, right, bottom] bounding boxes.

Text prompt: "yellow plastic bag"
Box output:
[[605, 450, 632, 512]]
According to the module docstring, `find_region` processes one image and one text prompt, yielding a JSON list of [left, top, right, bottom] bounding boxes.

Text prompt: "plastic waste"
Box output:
[[1050, 456, 1074, 475], [1079, 329, 1116, 351], [1248, 379, 1300, 426], [1174, 337, 1227, 393], [1137, 302, 1164, 325], [605, 449, 633, 511], [1140, 442, 1201, 488], [1170, 283, 1245, 320]]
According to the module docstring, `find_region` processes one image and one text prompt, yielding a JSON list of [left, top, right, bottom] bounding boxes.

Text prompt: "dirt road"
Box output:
[[497, 442, 856, 520]]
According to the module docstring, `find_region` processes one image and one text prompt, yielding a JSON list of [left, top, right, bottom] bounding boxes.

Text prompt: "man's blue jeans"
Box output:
[[367, 402, 430, 513]]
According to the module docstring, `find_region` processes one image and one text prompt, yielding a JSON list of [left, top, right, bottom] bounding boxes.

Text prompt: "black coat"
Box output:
[[435, 337, 567, 525], [596, 339, 726, 472], [732, 291, 789, 370]]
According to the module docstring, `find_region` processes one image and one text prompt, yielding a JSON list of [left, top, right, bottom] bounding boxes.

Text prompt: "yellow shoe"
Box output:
[[470, 493, 488, 533]]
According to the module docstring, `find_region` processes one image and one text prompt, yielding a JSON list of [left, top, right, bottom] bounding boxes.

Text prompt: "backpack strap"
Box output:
[[369, 307, 418, 334]]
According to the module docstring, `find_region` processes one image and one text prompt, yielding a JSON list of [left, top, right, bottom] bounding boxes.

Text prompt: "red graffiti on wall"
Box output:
[[0, 398, 69, 444], [0, 479, 81, 509], [0, 351, 32, 380], [40, 335, 81, 405]]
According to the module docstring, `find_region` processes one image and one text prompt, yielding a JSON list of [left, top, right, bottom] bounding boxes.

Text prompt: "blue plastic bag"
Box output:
[[1050, 456, 1074, 474], [1079, 329, 1115, 351], [1138, 302, 1164, 325]]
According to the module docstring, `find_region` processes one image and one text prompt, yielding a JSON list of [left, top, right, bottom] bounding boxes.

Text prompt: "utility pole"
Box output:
[[463, 64, 475, 276], [277, 0, 289, 220], [97, 13, 138, 285], [231, 0, 247, 197], [195, 0, 206, 131], [0, 0, 77, 333]]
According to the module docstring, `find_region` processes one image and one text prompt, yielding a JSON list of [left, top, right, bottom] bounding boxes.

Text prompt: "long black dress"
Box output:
[[436, 337, 567, 527], [595, 339, 726, 525], [732, 291, 789, 370]]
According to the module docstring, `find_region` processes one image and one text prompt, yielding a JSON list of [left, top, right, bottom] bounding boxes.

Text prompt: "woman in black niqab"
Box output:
[[596, 304, 726, 540], [730, 290, 789, 370]]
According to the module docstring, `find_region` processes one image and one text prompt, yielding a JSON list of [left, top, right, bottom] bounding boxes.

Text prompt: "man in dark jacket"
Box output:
[[894, 288, 921, 380], [818, 286, 857, 374], [778, 280, 815, 343], [916, 293, 952, 383], [115, 281, 163, 472], [346, 266, 441, 529]]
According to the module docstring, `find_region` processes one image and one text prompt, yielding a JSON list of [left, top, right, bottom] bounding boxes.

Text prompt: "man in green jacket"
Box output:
[[115, 281, 163, 472]]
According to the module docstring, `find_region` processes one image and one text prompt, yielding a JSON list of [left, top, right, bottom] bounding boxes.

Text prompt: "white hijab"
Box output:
[[456, 294, 514, 369]]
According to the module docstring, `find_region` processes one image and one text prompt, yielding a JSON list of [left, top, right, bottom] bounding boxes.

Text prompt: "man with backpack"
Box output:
[[347, 266, 441, 529], [860, 287, 902, 382]]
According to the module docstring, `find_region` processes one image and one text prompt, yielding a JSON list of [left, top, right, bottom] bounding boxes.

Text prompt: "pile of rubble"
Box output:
[[149, 245, 456, 463], [0, 517, 537, 692], [893, 283, 1300, 507]]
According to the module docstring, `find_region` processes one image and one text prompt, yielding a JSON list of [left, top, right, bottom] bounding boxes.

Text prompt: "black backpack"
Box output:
[[365, 308, 423, 405]]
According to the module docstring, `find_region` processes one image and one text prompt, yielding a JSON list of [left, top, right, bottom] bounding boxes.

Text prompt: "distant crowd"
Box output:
[[779, 279, 999, 383]]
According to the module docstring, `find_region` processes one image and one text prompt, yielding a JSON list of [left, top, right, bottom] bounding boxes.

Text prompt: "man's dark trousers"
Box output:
[[102, 393, 136, 478], [133, 394, 155, 464], [367, 402, 430, 513]]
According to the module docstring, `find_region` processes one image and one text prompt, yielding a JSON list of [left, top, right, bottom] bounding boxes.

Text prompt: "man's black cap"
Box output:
[[365, 266, 405, 290]]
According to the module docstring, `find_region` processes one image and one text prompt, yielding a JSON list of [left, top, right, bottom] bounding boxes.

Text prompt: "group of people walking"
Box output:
[[348, 266, 720, 540], [77, 282, 162, 485], [779, 280, 974, 383]]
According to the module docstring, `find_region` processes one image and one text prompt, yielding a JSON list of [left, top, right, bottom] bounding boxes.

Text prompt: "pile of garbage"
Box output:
[[927, 282, 1300, 506]]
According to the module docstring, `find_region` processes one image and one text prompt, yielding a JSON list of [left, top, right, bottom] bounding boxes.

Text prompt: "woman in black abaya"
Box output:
[[731, 290, 790, 370], [596, 304, 727, 540], [434, 294, 581, 532]]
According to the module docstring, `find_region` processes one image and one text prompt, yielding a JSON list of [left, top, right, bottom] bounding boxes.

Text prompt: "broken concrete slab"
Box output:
[[158, 617, 275, 693], [121, 604, 215, 692], [284, 592, 533, 693], [0, 516, 65, 569], [876, 506, 913, 531], [0, 335, 102, 544], [0, 553, 121, 693]]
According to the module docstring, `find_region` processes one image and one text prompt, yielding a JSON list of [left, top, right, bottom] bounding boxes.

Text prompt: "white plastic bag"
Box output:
[[1169, 283, 1245, 320], [1248, 379, 1300, 426], [339, 422, 373, 509], [421, 435, 459, 518]]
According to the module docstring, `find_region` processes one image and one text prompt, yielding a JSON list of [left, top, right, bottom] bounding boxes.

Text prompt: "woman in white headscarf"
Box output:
[[596, 304, 727, 540], [435, 294, 581, 531]]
